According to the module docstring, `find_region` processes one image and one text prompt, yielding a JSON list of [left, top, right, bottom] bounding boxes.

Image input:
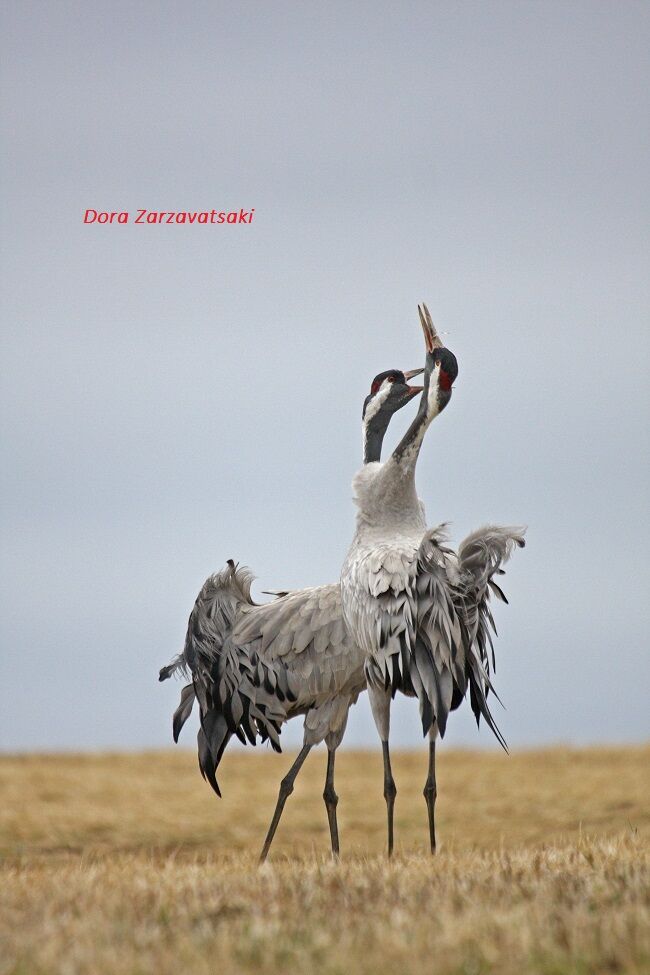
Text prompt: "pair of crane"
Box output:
[[159, 305, 525, 860]]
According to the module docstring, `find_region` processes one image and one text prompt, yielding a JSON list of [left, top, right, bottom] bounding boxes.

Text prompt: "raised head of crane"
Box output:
[[362, 367, 424, 463], [418, 303, 459, 415], [428, 347, 459, 411], [388, 310, 461, 468]]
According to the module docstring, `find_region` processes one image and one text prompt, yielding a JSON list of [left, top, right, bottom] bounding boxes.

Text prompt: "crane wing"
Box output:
[[160, 564, 362, 797], [413, 525, 508, 750], [457, 525, 526, 675], [159, 561, 257, 795], [232, 583, 363, 699]]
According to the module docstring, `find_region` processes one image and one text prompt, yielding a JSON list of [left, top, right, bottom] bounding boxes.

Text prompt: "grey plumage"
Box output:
[[159, 363, 425, 858], [340, 304, 526, 854], [161, 563, 364, 798], [457, 524, 526, 678], [345, 517, 521, 751], [159, 301, 525, 858]]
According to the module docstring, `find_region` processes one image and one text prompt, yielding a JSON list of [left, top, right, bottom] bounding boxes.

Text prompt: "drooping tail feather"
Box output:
[[466, 645, 509, 752], [159, 560, 298, 796], [172, 683, 196, 743], [413, 526, 471, 740], [197, 711, 232, 797], [159, 653, 188, 682], [412, 524, 513, 750], [158, 562, 256, 795], [458, 525, 526, 675]]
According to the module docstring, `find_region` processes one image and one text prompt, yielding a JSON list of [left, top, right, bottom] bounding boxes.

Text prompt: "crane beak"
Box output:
[[403, 367, 424, 400], [418, 303, 444, 353]]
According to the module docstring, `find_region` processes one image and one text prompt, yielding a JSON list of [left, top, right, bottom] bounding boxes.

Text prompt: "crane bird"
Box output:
[[159, 363, 425, 861], [341, 304, 525, 855]]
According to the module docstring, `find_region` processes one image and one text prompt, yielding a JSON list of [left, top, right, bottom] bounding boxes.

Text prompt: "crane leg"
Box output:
[[382, 740, 397, 857], [259, 743, 312, 863], [368, 685, 397, 857], [423, 727, 437, 854], [323, 746, 340, 858]]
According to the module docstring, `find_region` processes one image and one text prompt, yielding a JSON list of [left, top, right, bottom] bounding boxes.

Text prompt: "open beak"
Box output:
[[418, 303, 444, 353], [403, 367, 424, 399]]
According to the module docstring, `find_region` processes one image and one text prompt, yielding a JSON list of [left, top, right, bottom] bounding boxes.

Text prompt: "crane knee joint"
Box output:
[[280, 776, 295, 797], [323, 786, 339, 806], [384, 780, 397, 801]]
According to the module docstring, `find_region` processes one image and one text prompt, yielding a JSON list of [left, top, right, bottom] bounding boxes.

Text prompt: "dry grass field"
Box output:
[[1, 746, 649, 975]]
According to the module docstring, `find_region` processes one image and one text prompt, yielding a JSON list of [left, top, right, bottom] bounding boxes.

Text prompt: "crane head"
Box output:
[[417, 304, 458, 412], [362, 368, 424, 424], [430, 347, 459, 403]]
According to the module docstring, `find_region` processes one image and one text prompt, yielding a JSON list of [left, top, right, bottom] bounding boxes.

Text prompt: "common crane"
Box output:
[[340, 305, 525, 855], [159, 364, 424, 860]]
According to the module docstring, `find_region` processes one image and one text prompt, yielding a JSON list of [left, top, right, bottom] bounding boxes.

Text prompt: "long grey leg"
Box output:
[[323, 746, 340, 858], [259, 743, 312, 863], [382, 740, 397, 857], [322, 709, 350, 860], [423, 724, 438, 854], [368, 684, 397, 857]]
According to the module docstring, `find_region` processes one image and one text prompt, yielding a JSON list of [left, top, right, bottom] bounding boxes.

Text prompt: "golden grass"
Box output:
[[1, 746, 649, 974]]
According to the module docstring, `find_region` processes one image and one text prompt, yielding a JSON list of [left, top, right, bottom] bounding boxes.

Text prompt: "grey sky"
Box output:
[[1, 1, 648, 753]]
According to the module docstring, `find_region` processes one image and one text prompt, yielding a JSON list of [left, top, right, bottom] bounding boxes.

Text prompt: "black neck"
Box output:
[[392, 365, 437, 468], [392, 395, 428, 463], [363, 414, 391, 464]]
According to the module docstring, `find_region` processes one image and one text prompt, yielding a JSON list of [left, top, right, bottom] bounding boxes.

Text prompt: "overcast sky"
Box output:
[[1, 1, 648, 755]]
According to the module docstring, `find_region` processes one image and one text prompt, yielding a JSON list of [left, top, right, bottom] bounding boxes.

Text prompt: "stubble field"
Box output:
[[1, 746, 649, 975]]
